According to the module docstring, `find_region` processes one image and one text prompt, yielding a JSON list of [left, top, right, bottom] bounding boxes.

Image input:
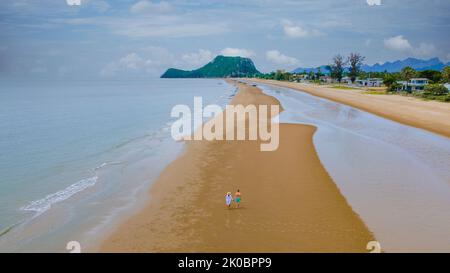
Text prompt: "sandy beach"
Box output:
[[100, 80, 374, 252], [248, 79, 450, 138]]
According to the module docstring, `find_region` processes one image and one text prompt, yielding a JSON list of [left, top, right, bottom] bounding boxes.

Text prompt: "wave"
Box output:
[[94, 161, 123, 171], [20, 176, 98, 215], [18, 127, 174, 218]]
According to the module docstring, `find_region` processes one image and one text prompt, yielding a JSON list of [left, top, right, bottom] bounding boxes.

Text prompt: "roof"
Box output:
[[367, 78, 383, 81]]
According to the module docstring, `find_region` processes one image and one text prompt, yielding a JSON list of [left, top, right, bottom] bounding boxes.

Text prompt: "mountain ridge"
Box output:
[[292, 57, 450, 74]]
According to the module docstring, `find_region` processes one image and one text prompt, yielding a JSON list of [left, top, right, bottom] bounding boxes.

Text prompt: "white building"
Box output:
[[353, 78, 383, 87], [398, 78, 429, 92]]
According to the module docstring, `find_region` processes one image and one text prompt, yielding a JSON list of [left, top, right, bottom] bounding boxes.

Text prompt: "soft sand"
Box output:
[[248, 79, 450, 138], [100, 80, 373, 252]]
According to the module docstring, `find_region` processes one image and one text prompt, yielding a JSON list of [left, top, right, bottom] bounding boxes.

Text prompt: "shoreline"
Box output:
[[100, 80, 374, 252], [247, 79, 450, 138]]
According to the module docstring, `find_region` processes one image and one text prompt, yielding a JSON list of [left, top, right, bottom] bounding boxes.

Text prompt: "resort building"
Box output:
[[351, 78, 383, 87], [397, 78, 429, 92], [320, 75, 334, 84]]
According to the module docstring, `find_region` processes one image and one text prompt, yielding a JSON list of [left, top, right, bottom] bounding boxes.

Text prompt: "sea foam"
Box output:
[[20, 176, 98, 215]]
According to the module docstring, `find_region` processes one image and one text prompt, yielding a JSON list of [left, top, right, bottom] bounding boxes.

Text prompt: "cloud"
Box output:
[[57, 16, 229, 38], [130, 1, 172, 14], [366, 0, 381, 6], [181, 49, 213, 68], [116, 22, 228, 38], [101, 49, 174, 77], [265, 50, 298, 66], [220, 47, 255, 57], [100, 52, 144, 76], [384, 35, 437, 58], [445, 53, 450, 63], [281, 20, 323, 38], [413, 43, 437, 58], [282, 20, 308, 38], [384, 35, 412, 51]]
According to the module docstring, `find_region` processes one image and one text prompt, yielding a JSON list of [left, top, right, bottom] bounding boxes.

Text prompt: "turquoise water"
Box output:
[[0, 79, 234, 252]]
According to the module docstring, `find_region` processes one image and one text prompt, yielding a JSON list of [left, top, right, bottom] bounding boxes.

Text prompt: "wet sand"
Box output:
[[248, 79, 450, 138], [100, 80, 374, 252]]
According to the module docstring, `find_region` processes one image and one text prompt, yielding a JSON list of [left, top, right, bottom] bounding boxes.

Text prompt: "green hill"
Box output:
[[161, 55, 261, 78]]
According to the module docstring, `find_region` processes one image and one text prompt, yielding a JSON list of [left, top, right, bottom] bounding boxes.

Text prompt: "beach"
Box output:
[[248, 79, 450, 138], [100, 80, 374, 252]]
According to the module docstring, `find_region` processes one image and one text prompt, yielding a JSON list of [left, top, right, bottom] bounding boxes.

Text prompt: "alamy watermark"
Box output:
[[66, 0, 81, 6], [171, 97, 280, 152]]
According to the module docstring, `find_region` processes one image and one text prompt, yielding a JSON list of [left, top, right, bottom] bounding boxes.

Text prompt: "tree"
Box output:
[[423, 84, 449, 96], [388, 82, 402, 92], [274, 70, 292, 81], [330, 54, 346, 83], [400, 66, 417, 81], [315, 67, 323, 80], [418, 70, 442, 84], [274, 70, 284, 80], [442, 66, 450, 83], [347, 53, 365, 83], [383, 73, 397, 88]]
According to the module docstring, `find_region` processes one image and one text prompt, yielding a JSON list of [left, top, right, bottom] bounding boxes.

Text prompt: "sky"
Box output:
[[0, 0, 449, 80]]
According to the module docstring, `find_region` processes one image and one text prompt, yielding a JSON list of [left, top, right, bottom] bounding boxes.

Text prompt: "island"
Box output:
[[160, 55, 261, 78]]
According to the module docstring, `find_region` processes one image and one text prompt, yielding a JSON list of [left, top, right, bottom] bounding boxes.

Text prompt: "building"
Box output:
[[342, 76, 351, 84], [398, 78, 429, 92], [353, 78, 383, 87], [320, 75, 334, 84]]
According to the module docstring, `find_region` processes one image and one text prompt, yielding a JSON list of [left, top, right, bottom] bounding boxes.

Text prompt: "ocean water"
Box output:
[[0, 79, 235, 252], [255, 82, 450, 252]]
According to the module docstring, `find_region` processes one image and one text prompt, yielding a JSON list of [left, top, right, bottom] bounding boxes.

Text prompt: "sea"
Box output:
[[1, 78, 449, 252], [0, 78, 235, 252]]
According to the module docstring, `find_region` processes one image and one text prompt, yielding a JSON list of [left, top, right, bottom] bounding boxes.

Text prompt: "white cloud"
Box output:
[[265, 50, 298, 66], [220, 47, 255, 57], [445, 53, 450, 63], [384, 35, 412, 51], [412, 43, 436, 58], [130, 1, 172, 14], [100, 62, 118, 77], [181, 49, 213, 68], [118, 52, 144, 70], [281, 20, 324, 39], [384, 35, 437, 58], [101, 49, 174, 77], [57, 16, 229, 38], [101, 52, 144, 76], [366, 0, 381, 6], [282, 20, 309, 38], [117, 22, 228, 38]]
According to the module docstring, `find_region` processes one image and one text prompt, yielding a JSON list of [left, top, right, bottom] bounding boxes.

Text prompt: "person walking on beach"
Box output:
[[235, 189, 241, 208], [225, 192, 233, 208]]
